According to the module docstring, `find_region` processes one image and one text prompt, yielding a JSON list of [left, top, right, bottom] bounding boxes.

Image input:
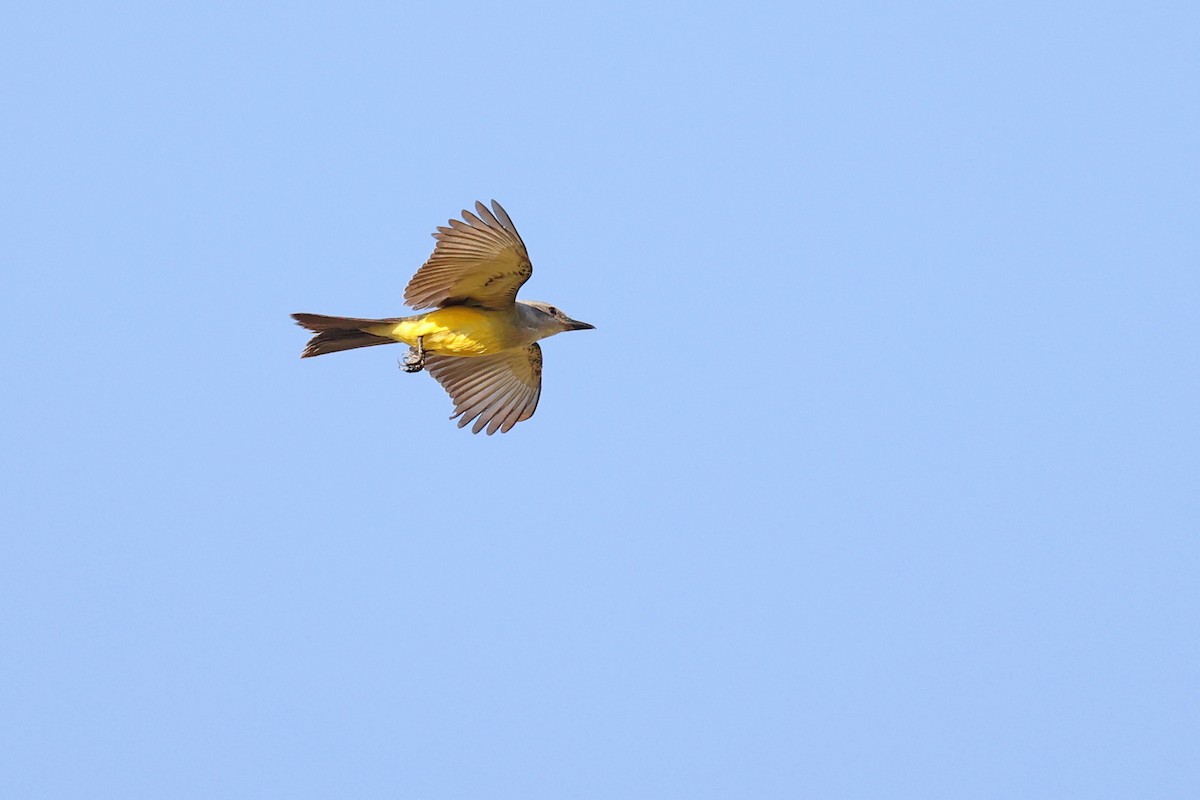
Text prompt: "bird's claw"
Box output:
[[400, 339, 425, 373]]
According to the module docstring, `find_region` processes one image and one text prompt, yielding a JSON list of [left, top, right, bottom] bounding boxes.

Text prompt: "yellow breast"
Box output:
[[365, 307, 517, 356]]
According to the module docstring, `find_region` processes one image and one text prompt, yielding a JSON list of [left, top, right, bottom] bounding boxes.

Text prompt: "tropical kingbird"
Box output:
[[292, 200, 594, 434]]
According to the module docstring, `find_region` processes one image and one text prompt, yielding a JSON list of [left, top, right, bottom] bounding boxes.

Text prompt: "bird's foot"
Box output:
[[400, 338, 425, 373]]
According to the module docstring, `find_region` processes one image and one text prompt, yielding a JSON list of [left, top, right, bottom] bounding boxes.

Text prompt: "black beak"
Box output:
[[567, 319, 595, 331]]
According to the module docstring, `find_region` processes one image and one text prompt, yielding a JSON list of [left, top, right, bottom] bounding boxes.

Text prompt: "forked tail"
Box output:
[[291, 313, 400, 358]]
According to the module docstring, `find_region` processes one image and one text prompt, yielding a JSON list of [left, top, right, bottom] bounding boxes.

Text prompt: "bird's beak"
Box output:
[[567, 318, 595, 331]]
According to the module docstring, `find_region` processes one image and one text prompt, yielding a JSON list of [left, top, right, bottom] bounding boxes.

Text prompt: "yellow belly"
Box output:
[[364, 307, 516, 356]]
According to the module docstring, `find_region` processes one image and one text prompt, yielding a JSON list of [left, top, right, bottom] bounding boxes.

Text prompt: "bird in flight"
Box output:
[[292, 200, 594, 434]]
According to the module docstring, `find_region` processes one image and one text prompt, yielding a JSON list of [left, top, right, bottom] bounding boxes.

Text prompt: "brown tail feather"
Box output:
[[291, 313, 401, 358]]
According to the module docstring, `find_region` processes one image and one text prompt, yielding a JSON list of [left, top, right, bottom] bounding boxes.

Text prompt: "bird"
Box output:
[[292, 200, 594, 434]]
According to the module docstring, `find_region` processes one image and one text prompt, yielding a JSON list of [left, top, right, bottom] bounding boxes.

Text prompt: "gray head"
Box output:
[[519, 301, 595, 336]]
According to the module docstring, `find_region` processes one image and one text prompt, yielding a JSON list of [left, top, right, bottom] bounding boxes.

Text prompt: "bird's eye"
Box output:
[[548, 306, 558, 315]]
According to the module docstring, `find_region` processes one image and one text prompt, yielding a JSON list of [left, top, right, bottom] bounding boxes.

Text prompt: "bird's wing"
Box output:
[[404, 200, 532, 310], [424, 344, 543, 434]]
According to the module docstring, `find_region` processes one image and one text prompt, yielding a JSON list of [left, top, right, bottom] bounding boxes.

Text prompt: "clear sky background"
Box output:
[[3, 2, 1197, 797]]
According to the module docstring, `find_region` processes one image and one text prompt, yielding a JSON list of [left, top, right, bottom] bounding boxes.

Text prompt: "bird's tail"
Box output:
[[291, 313, 400, 358]]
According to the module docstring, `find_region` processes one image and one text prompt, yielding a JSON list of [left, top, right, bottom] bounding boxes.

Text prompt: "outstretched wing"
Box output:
[[404, 200, 532, 310], [424, 344, 543, 434]]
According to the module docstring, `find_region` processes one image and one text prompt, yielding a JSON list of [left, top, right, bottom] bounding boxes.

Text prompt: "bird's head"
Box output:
[[521, 301, 595, 337]]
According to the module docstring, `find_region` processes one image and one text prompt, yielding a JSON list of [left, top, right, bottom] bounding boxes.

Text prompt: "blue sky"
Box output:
[[3, 2, 1197, 797]]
